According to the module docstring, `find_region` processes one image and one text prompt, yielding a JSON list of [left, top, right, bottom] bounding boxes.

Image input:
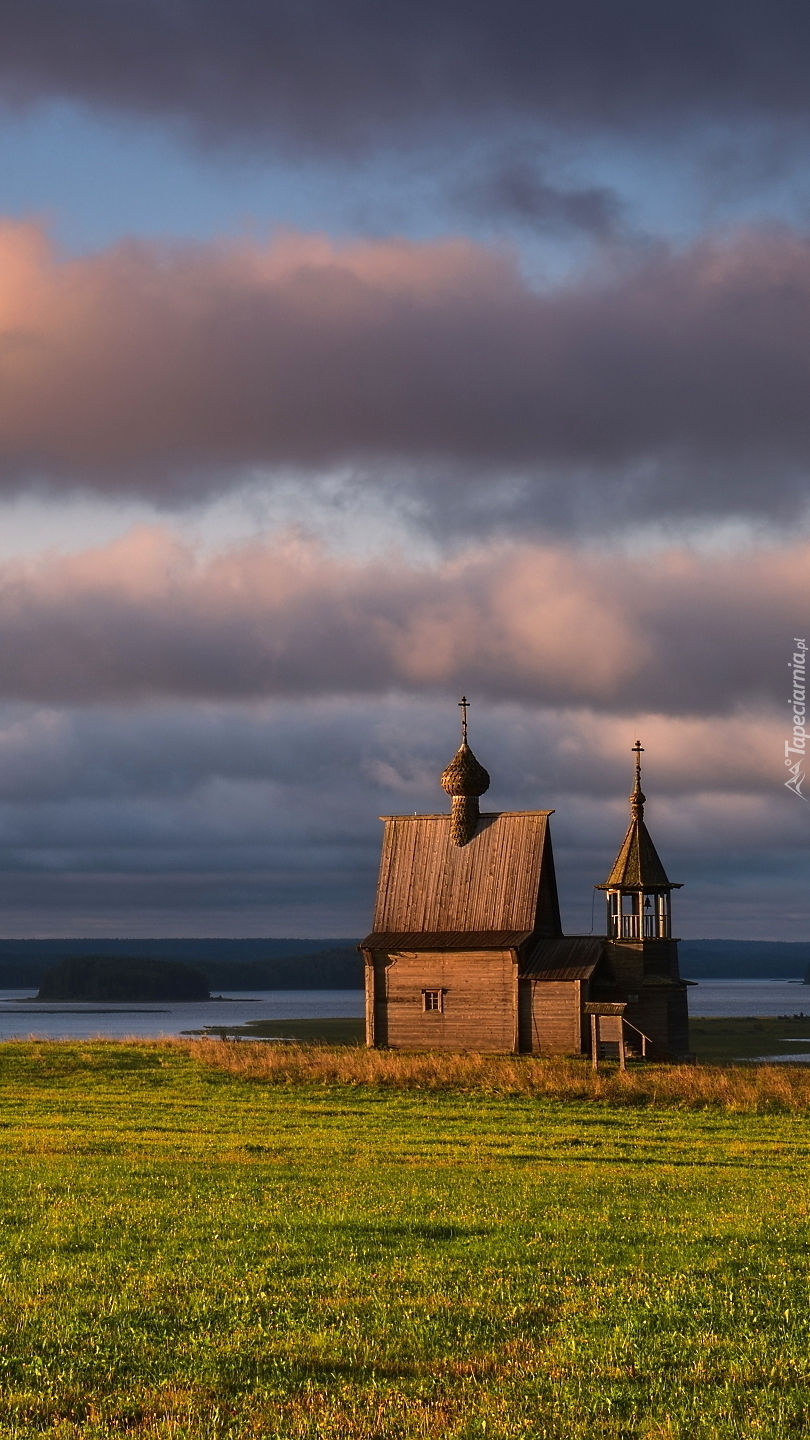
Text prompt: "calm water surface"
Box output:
[[688, 979, 810, 1018], [0, 989, 365, 1040], [0, 980, 806, 1039]]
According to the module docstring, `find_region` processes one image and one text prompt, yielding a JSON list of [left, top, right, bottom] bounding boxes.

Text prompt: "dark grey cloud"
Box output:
[[454, 159, 622, 236], [0, 696, 784, 807], [2, 1, 810, 151], [0, 699, 386, 935], [0, 698, 804, 938]]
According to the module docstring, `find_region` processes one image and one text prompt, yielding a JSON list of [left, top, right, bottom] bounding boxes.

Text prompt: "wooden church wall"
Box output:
[[631, 987, 689, 1058], [524, 979, 584, 1055], [371, 950, 516, 1051]]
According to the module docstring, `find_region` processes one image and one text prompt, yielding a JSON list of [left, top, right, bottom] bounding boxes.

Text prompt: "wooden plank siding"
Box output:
[[371, 958, 388, 1047], [517, 978, 533, 1053], [372, 812, 556, 936], [375, 950, 517, 1051], [526, 979, 584, 1055]]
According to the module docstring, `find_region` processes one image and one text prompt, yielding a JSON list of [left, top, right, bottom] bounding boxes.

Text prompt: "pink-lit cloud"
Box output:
[[0, 523, 801, 712], [1, 222, 810, 523]]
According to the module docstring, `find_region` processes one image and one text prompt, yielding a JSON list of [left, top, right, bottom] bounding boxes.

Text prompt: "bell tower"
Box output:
[[602, 742, 677, 943], [596, 743, 690, 1059]]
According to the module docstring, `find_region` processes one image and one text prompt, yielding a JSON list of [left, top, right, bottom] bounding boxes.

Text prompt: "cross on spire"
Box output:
[[458, 695, 469, 744], [631, 740, 645, 818]]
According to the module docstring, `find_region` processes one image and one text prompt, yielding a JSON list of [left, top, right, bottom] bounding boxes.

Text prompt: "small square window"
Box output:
[[422, 989, 444, 1012]]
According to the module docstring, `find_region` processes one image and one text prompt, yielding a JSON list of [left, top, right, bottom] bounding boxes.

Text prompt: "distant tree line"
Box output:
[[4, 938, 810, 989], [674, 941, 810, 980], [37, 956, 210, 1002], [0, 940, 363, 990]]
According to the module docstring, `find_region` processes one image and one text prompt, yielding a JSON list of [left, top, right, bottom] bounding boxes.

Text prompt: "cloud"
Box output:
[[453, 160, 623, 236], [0, 696, 784, 807], [1, 1, 810, 152], [2, 221, 810, 524], [0, 696, 805, 938], [0, 523, 803, 714]]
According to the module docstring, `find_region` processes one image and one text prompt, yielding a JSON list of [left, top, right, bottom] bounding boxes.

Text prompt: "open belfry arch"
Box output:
[[361, 703, 691, 1060]]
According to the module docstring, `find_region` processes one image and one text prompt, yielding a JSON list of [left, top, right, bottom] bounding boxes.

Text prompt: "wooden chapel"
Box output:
[[361, 705, 690, 1059]]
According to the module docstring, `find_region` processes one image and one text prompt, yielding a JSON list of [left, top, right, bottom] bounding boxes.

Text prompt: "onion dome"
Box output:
[[441, 697, 489, 846], [440, 742, 490, 799]]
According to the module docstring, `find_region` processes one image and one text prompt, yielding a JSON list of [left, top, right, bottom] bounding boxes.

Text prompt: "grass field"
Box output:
[[0, 1043, 809, 1437]]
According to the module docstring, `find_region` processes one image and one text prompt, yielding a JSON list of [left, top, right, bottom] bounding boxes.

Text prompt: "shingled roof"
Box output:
[[598, 815, 675, 890], [369, 810, 560, 937], [521, 935, 605, 981]]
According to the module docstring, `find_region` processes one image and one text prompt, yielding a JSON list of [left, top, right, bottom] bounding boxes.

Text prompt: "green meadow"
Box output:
[[0, 1042, 809, 1438]]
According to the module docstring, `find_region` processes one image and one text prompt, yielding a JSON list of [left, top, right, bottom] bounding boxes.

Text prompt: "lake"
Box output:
[[0, 989, 366, 1040], [687, 979, 810, 1018], [0, 979, 805, 1039]]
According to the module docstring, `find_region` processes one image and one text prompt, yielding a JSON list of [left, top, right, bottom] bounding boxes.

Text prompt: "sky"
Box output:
[[0, 0, 808, 939]]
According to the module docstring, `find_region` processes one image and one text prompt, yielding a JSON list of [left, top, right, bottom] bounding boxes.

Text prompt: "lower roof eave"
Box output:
[[595, 883, 683, 891], [521, 963, 600, 981]]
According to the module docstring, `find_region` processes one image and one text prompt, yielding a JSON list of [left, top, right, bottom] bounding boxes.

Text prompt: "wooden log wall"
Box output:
[[526, 979, 583, 1055], [605, 939, 690, 1058], [372, 950, 516, 1051]]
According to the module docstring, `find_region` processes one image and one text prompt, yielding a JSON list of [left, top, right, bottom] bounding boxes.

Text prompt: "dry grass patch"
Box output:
[[185, 1039, 810, 1111]]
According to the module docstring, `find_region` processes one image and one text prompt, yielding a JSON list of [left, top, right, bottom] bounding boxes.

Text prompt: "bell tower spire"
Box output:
[[597, 741, 681, 939]]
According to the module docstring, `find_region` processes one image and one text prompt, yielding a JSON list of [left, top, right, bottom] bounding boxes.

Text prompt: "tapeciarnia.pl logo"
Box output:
[[785, 637, 808, 799]]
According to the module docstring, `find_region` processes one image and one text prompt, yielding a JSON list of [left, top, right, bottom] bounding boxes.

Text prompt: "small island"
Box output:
[[36, 956, 210, 1003]]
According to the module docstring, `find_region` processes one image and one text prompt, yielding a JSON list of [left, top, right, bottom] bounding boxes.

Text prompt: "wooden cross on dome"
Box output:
[[458, 695, 469, 744], [630, 740, 645, 818]]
